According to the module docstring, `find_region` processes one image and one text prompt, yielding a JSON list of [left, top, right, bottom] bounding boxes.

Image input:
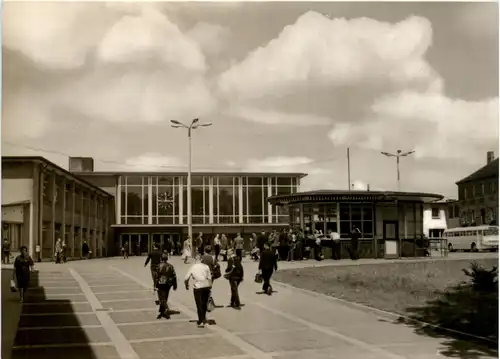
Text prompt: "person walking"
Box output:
[[182, 237, 192, 264], [278, 229, 288, 261], [201, 245, 221, 307], [225, 249, 244, 309], [155, 252, 177, 319], [165, 236, 173, 256], [350, 225, 361, 260], [213, 234, 221, 261], [3, 238, 11, 264], [258, 243, 278, 296], [55, 238, 63, 263], [221, 234, 229, 261], [257, 231, 267, 253], [82, 240, 90, 260], [184, 260, 212, 328], [196, 233, 204, 260], [329, 230, 341, 260], [145, 244, 162, 290], [233, 233, 244, 260], [61, 240, 67, 263], [13, 246, 35, 303], [122, 241, 129, 259]]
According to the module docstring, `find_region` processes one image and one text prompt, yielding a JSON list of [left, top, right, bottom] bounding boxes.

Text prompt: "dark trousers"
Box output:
[[296, 242, 303, 260], [214, 245, 220, 260], [314, 245, 323, 261], [332, 242, 341, 260], [278, 246, 287, 261], [150, 268, 158, 288], [349, 239, 359, 260], [235, 248, 243, 260], [229, 279, 241, 307], [193, 287, 211, 324], [2, 252, 9, 264], [157, 284, 171, 314], [261, 269, 273, 293]]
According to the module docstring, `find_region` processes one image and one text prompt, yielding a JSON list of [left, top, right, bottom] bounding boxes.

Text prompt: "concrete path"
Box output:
[[4, 256, 497, 359]]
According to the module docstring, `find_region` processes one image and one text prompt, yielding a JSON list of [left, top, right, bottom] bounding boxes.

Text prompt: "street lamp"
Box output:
[[381, 149, 415, 191], [171, 119, 212, 257]]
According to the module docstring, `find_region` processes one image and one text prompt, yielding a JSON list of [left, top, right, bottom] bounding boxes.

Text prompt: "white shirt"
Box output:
[[330, 232, 341, 241], [214, 237, 221, 245], [184, 263, 212, 289]]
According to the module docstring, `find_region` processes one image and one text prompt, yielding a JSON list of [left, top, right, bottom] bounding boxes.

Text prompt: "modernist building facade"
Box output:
[[456, 151, 498, 226], [268, 190, 443, 259], [71, 157, 305, 254], [2, 157, 114, 260]]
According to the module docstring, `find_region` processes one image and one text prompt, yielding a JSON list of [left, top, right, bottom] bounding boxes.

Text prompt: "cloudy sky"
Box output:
[[2, 1, 498, 197]]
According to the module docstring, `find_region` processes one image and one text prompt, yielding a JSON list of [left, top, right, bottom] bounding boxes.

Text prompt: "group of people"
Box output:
[[53, 239, 92, 263], [145, 236, 280, 328]]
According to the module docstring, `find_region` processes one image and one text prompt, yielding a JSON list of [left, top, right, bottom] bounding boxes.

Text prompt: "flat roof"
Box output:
[[74, 171, 308, 178], [2, 156, 113, 198], [268, 189, 444, 205]]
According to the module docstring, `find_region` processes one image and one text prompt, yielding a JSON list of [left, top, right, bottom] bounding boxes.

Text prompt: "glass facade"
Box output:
[[119, 175, 300, 225]]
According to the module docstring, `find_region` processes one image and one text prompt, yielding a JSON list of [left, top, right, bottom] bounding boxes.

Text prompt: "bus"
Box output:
[[443, 225, 499, 252]]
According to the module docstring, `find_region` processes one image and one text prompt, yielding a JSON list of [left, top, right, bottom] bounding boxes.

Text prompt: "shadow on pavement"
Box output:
[[8, 270, 104, 359], [395, 263, 499, 358]]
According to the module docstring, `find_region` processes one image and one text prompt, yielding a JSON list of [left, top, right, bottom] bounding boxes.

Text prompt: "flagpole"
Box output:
[[347, 147, 351, 193]]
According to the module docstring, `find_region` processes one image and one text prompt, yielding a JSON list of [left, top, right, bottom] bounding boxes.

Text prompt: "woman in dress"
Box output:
[[182, 237, 192, 264], [225, 249, 244, 310], [14, 246, 35, 303]]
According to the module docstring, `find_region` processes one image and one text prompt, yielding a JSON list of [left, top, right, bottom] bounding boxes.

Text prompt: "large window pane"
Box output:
[[248, 177, 262, 186], [277, 186, 292, 196], [126, 186, 143, 216], [158, 176, 174, 186], [126, 176, 143, 186], [219, 187, 234, 216], [143, 188, 149, 218], [277, 177, 292, 186], [351, 205, 362, 221], [339, 204, 350, 221], [248, 187, 263, 216], [218, 176, 233, 186], [362, 205, 373, 221], [192, 187, 204, 216], [242, 187, 248, 216], [191, 176, 203, 186]]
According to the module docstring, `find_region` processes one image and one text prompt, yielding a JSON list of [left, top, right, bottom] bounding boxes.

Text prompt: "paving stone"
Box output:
[[96, 290, 153, 302], [29, 280, 78, 288], [23, 294, 88, 303], [29, 286, 84, 295], [104, 299, 157, 311], [18, 313, 100, 327], [12, 345, 120, 359], [215, 305, 306, 333], [132, 336, 244, 359], [271, 347, 385, 359], [84, 280, 133, 287], [21, 302, 93, 314], [110, 309, 189, 324], [90, 285, 145, 293], [119, 320, 205, 341], [238, 328, 340, 353], [14, 327, 110, 346]]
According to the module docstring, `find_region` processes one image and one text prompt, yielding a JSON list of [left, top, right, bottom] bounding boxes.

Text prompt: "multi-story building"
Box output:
[[456, 151, 498, 226], [2, 156, 114, 260], [70, 157, 305, 254]]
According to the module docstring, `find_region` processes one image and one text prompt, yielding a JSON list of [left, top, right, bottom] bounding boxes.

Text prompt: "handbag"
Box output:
[[10, 279, 17, 292], [254, 272, 263, 284], [207, 296, 215, 312]]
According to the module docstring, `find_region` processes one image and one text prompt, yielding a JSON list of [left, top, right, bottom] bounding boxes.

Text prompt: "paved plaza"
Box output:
[[3, 256, 498, 359]]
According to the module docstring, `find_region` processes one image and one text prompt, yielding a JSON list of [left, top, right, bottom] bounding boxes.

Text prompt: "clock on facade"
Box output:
[[157, 191, 173, 211]]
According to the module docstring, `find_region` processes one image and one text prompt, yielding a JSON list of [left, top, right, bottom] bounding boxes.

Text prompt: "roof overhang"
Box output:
[[268, 190, 444, 206]]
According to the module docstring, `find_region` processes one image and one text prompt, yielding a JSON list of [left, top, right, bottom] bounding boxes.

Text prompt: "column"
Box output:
[[61, 177, 66, 250], [94, 195, 98, 257], [104, 201, 109, 256], [299, 203, 304, 229], [238, 177, 243, 224], [80, 189, 84, 257], [267, 177, 272, 224], [116, 176, 122, 224], [88, 193, 92, 254], [71, 182, 76, 257], [208, 177, 214, 224], [51, 172, 56, 256], [148, 177, 152, 225], [179, 176, 184, 224]]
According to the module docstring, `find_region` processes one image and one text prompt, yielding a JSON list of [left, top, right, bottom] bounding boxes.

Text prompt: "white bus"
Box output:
[[444, 225, 499, 252]]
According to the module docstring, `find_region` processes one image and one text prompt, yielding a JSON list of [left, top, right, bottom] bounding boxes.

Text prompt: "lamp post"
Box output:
[[381, 149, 415, 191], [171, 119, 212, 257]]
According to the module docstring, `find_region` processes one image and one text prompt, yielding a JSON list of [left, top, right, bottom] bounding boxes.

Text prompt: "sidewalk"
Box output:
[[7, 256, 497, 359]]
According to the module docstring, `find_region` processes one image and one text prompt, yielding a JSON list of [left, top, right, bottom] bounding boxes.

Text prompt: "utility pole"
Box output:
[[347, 148, 351, 193]]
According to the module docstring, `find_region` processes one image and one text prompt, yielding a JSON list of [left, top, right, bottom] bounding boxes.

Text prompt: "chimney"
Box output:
[[487, 151, 495, 165], [69, 157, 95, 172]]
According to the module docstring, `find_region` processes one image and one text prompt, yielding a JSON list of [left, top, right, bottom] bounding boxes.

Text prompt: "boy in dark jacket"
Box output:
[[258, 243, 278, 295], [155, 252, 177, 319]]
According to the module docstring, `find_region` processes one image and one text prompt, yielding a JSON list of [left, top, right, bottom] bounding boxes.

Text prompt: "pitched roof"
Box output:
[[456, 158, 499, 185]]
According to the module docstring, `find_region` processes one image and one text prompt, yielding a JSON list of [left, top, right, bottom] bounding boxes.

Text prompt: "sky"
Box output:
[[2, 1, 498, 198]]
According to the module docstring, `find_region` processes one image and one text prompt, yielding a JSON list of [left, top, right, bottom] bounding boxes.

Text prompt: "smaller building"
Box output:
[[268, 190, 443, 259], [2, 156, 114, 260], [456, 151, 498, 226]]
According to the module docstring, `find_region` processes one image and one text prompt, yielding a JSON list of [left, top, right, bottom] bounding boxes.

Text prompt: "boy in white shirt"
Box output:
[[185, 262, 212, 327]]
